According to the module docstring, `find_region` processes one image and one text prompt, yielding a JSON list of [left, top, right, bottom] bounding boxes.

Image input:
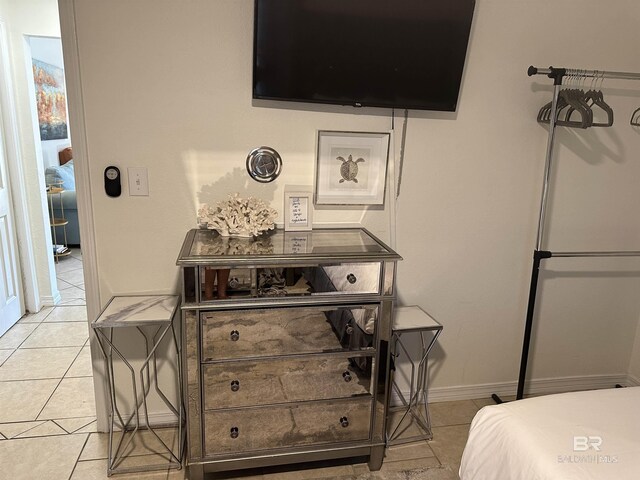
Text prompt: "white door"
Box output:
[[0, 113, 22, 335]]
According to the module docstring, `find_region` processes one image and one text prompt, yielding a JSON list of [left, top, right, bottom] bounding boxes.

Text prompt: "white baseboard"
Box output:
[[626, 374, 640, 387], [391, 373, 632, 406], [41, 291, 61, 307]]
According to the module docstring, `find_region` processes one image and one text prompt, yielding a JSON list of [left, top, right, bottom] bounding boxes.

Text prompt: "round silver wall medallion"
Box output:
[[246, 147, 282, 183]]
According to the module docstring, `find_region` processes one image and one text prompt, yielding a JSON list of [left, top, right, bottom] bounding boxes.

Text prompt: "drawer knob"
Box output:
[[346, 273, 357, 284], [230, 426, 239, 439], [230, 380, 240, 392], [342, 371, 352, 382], [340, 416, 349, 428], [345, 325, 354, 335], [230, 330, 240, 341]]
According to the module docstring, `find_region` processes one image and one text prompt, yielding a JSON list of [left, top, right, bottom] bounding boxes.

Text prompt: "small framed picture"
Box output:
[[315, 130, 390, 206], [284, 186, 313, 231]]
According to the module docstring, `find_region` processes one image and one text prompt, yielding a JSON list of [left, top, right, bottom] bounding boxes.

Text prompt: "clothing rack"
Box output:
[[492, 65, 640, 404]]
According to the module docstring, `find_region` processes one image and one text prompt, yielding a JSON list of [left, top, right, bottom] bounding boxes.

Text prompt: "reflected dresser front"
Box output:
[[176, 228, 401, 480]]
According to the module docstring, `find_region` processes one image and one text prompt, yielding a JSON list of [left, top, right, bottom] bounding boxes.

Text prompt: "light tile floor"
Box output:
[[0, 249, 492, 479]]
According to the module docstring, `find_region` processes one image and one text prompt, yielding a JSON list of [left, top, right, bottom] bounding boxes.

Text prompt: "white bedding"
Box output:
[[460, 387, 640, 480]]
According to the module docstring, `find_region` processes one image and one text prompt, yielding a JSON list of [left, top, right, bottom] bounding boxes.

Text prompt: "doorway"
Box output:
[[0, 0, 104, 433], [0, 82, 22, 334], [25, 34, 84, 305]]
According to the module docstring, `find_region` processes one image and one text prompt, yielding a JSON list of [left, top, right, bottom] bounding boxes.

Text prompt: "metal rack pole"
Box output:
[[512, 79, 564, 401], [495, 65, 640, 404], [552, 251, 640, 258], [535, 82, 562, 251], [528, 66, 640, 82]]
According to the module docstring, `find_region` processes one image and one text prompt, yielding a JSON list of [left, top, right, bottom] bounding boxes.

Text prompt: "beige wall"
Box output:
[[70, 0, 395, 417], [72, 0, 394, 302], [396, 0, 640, 394], [69, 0, 640, 413]]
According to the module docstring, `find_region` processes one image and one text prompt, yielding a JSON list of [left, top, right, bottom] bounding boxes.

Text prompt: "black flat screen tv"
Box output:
[[253, 0, 475, 111]]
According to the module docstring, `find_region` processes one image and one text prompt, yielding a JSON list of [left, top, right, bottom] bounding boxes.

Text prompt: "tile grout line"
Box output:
[[58, 279, 78, 293], [51, 419, 72, 434], [4, 306, 56, 348], [10, 343, 87, 350], [58, 284, 85, 293], [67, 418, 96, 434], [58, 278, 85, 289], [33, 344, 88, 422], [0, 375, 88, 384], [40, 321, 88, 324], [67, 432, 91, 480], [56, 343, 87, 383], [9, 319, 45, 351], [56, 268, 84, 278], [13, 431, 73, 440], [56, 278, 76, 290], [0, 348, 17, 367], [13, 422, 79, 439], [5, 414, 98, 421], [58, 265, 81, 271], [15, 311, 49, 326], [32, 306, 55, 323], [36, 334, 93, 424], [0, 378, 68, 384], [34, 379, 67, 422], [0, 415, 99, 429], [3, 420, 47, 439]]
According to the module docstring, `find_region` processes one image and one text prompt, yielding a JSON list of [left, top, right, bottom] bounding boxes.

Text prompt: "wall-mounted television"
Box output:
[[253, 0, 475, 112]]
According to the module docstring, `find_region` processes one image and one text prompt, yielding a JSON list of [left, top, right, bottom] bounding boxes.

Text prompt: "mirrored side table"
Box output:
[[387, 305, 443, 445], [92, 295, 184, 476], [46, 182, 71, 261]]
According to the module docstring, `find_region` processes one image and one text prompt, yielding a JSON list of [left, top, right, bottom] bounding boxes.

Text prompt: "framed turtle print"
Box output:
[[315, 130, 390, 206]]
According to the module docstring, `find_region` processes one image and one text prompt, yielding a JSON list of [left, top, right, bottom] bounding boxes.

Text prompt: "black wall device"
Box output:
[[104, 166, 121, 197]]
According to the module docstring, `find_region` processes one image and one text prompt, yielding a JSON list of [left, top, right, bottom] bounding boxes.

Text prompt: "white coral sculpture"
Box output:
[[198, 193, 277, 237]]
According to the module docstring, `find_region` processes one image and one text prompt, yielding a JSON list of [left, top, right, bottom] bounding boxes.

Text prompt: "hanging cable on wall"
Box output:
[[396, 109, 409, 198]]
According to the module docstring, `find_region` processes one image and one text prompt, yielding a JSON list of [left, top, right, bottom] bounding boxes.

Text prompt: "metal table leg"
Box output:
[[387, 327, 442, 445], [94, 322, 184, 475]]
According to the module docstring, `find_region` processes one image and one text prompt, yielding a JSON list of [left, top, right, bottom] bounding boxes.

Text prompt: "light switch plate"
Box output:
[[128, 167, 149, 196]]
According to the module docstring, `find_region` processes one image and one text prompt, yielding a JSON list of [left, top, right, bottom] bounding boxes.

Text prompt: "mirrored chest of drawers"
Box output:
[[176, 228, 401, 480]]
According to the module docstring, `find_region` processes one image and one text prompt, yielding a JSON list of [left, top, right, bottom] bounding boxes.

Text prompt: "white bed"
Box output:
[[460, 387, 640, 480]]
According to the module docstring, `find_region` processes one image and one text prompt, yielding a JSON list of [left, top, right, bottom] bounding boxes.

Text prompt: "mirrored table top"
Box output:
[[177, 228, 401, 266], [92, 295, 180, 328]]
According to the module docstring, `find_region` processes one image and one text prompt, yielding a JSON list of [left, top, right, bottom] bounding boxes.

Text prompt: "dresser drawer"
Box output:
[[201, 306, 376, 361], [193, 263, 381, 302], [306, 263, 381, 295], [203, 399, 371, 456], [203, 356, 372, 409]]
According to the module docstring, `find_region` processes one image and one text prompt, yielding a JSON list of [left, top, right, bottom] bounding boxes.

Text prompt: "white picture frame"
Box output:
[[284, 186, 313, 231], [315, 130, 390, 206]]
